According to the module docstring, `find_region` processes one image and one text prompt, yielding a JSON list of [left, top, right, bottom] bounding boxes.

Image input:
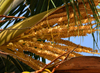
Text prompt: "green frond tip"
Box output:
[[50, 0, 56, 8]]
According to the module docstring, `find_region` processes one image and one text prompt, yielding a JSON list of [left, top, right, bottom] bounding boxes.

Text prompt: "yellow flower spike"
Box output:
[[55, 54, 59, 57], [41, 35, 44, 39], [32, 38, 37, 42], [7, 45, 9, 46], [35, 32, 37, 35], [69, 54, 76, 57], [18, 40, 24, 44], [8, 42, 13, 46], [14, 44, 17, 47], [39, 44, 43, 48], [22, 71, 30, 73], [76, 49, 82, 52], [42, 69, 51, 73], [31, 32, 35, 36], [25, 44, 29, 47], [21, 33, 24, 37]]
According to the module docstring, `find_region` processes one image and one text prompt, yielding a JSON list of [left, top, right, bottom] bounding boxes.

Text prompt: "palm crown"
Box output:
[[0, 0, 100, 72]]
